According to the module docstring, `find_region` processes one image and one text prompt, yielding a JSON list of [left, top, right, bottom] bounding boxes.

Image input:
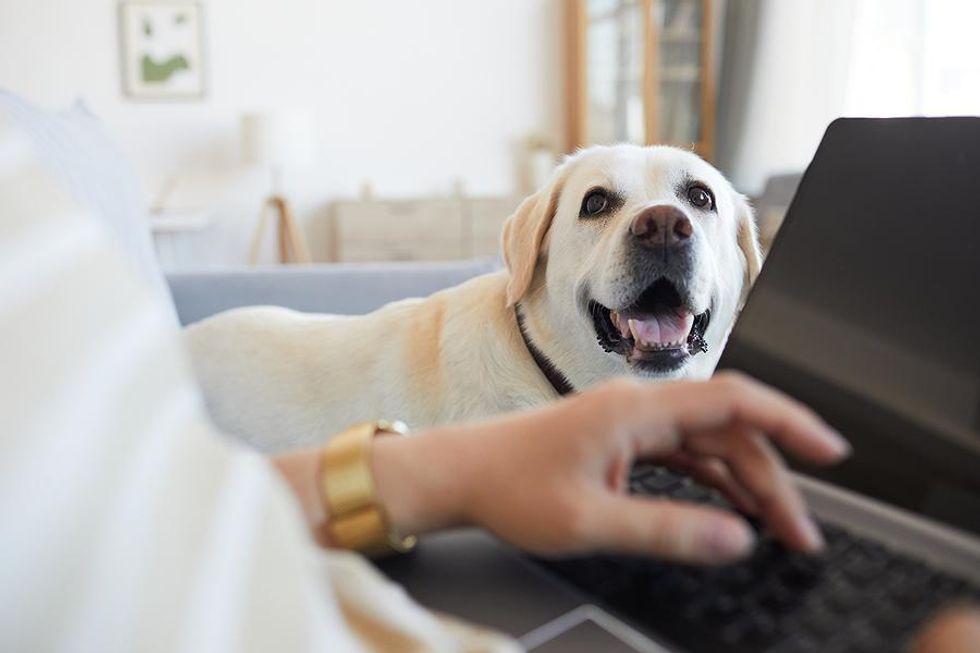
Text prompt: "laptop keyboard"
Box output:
[[535, 465, 979, 653]]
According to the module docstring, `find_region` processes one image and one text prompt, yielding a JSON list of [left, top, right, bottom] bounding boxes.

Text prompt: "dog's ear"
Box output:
[[734, 193, 763, 302], [501, 174, 565, 307]]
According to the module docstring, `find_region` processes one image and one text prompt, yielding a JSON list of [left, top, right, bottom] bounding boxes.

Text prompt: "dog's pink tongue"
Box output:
[[629, 309, 694, 347]]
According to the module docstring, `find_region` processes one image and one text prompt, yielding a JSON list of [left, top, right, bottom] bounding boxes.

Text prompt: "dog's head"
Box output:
[[502, 144, 762, 386]]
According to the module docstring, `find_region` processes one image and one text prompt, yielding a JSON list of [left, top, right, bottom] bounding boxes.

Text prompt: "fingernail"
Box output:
[[707, 520, 755, 559], [799, 515, 825, 551], [827, 430, 851, 457]]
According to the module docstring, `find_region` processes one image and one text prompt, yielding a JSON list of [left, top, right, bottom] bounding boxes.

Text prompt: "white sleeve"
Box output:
[[0, 116, 517, 653]]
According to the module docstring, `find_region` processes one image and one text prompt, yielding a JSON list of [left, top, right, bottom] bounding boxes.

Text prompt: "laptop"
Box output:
[[377, 118, 980, 653]]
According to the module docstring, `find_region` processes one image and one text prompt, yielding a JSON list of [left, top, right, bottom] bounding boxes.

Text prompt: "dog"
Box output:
[[186, 145, 762, 451]]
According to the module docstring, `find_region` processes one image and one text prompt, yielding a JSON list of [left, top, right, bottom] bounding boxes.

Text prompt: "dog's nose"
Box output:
[[631, 205, 693, 249]]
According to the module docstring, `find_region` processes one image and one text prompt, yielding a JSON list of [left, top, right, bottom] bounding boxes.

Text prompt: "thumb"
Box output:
[[586, 494, 756, 564]]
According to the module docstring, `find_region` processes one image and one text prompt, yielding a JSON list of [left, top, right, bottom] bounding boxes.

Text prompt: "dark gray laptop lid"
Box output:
[[718, 117, 980, 536]]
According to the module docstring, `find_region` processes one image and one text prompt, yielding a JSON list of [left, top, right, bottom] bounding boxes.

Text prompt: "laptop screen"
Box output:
[[718, 117, 980, 536]]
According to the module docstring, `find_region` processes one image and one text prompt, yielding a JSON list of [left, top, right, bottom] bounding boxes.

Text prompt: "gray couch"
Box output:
[[167, 259, 501, 326]]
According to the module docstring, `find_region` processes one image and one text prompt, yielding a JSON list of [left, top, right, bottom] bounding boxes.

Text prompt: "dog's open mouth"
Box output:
[[589, 279, 711, 372]]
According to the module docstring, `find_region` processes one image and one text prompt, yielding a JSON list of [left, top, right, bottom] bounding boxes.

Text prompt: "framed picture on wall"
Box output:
[[119, 1, 206, 99]]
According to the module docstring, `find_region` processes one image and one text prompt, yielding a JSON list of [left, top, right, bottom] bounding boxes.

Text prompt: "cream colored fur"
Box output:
[[187, 145, 761, 451]]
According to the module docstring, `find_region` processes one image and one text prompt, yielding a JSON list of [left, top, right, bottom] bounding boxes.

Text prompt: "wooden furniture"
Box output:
[[329, 196, 520, 263], [248, 195, 312, 265], [565, 0, 716, 160]]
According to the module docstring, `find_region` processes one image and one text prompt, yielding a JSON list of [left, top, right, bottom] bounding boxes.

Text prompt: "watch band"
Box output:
[[319, 419, 417, 557]]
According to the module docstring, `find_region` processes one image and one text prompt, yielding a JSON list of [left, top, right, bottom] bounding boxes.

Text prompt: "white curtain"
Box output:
[[715, 0, 980, 195], [715, 0, 858, 194], [844, 0, 980, 117]]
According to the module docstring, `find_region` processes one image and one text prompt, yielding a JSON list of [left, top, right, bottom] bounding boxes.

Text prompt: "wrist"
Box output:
[[271, 447, 332, 547], [371, 426, 471, 537]]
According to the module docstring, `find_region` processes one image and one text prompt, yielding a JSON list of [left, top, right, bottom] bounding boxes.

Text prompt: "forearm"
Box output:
[[272, 375, 849, 563], [270, 426, 470, 548], [372, 426, 470, 535]]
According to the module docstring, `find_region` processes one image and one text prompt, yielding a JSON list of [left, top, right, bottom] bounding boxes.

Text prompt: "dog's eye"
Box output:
[[581, 190, 609, 217], [687, 184, 714, 210]]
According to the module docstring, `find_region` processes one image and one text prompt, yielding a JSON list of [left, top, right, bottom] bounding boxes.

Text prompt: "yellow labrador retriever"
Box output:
[[187, 145, 762, 451]]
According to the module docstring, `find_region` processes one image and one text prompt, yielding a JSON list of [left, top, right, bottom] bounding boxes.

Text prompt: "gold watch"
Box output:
[[319, 419, 417, 557]]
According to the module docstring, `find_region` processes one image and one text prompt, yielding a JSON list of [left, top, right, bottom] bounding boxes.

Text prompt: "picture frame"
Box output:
[[119, 1, 206, 99]]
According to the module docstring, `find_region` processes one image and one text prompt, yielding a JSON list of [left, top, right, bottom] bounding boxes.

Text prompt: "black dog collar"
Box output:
[[515, 305, 575, 397]]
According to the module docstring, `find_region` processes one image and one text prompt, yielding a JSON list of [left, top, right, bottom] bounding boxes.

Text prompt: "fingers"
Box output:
[[590, 373, 843, 554], [586, 493, 755, 564], [658, 451, 761, 516], [684, 424, 823, 552], [911, 605, 980, 653], [628, 372, 850, 464]]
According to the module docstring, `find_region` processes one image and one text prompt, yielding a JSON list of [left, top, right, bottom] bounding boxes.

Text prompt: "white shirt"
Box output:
[[0, 114, 516, 653]]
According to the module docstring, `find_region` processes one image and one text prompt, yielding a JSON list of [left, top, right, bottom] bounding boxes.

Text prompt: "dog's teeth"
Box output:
[[611, 311, 631, 340], [627, 318, 639, 342]]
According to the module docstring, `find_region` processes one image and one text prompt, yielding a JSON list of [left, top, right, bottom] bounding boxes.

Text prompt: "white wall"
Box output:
[[719, 0, 859, 194], [0, 0, 564, 263]]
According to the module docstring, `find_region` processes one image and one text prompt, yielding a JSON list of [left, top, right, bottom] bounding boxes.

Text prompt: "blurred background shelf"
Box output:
[[567, 0, 717, 160]]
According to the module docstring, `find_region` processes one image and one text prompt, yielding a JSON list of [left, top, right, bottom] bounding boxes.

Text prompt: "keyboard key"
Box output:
[[800, 607, 840, 639], [820, 576, 864, 613], [769, 632, 822, 653], [756, 583, 800, 614], [669, 483, 712, 503], [840, 550, 886, 582], [868, 604, 908, 634], [639, 473, 683, 494]]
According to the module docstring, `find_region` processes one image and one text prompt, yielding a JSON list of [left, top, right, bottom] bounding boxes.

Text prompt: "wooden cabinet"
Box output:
[[465, 197, 522, 258], [566, 0, 716, 160], [330, 197, 520, 262], [332, 199, 465, 262]]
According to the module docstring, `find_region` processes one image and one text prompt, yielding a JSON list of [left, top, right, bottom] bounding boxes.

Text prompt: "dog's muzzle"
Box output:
[[589, 278, 710, 373], [588, 205, 710, 373]]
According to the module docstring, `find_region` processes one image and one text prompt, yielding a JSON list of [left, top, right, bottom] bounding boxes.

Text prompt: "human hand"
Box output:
[[373, 372, 850, 564], [910, 606, 980, 653]]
